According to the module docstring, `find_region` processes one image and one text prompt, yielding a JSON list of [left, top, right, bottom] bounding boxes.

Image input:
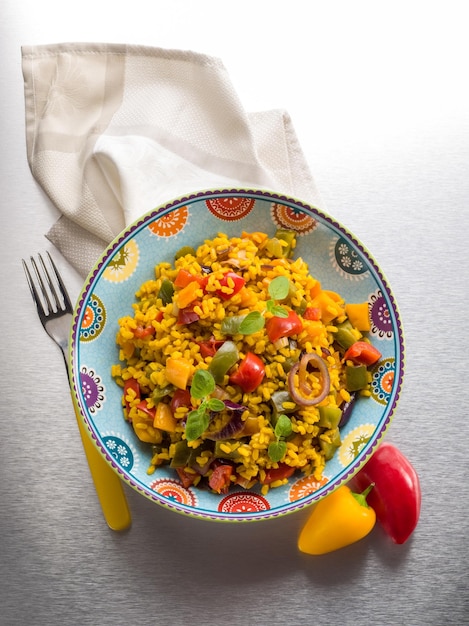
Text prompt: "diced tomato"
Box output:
[[343, 341, 382, 366], [177, 302, 201, 325], [303, 307, 321, 321], [174, 268, 208, 290], [132, 312, 163, 338], [261, 463, 295, 485], [229, 352, 265, 393], [133, 325, 155, 339], [176, 467, 198, 488], [123, 378, 140, 412], [208, 463, 233, 494], [216, 271, 246, 300], [136, 399, 156, 420], [266, 310, 303, 342], [170, 388, 192, 416], [198, 338, 225, 358]]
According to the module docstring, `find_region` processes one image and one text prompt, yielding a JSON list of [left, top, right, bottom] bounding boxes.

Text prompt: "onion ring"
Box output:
[[287, 352, 331, 406]]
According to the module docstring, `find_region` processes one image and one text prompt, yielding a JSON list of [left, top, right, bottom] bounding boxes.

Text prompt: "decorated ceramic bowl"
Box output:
[[69, 189, 404, 522]]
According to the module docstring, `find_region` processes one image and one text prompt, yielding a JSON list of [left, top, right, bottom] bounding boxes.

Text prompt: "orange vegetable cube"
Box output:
[[132, 420, 163, 444], [310, 290, 344, 324], [310, 280, 322, 299], [165, 357, 193, 389], [176, 280, 201, 309], [153, 402, 178, 433], [345, 302, 371, 331]]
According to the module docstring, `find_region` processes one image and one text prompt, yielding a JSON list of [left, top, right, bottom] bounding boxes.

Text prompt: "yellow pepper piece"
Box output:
[[309, 279, 322, 299], [298, 484, 376, 555], [132, 420, 163, 444], [120, 340, 135, 359], [153, 402, 178, 432], [345, 302, 371, 331], [176, 280, 201, 309], [237, 286, 258, 307], [165, 357, 193, 389], [310, 290, 344, 324]]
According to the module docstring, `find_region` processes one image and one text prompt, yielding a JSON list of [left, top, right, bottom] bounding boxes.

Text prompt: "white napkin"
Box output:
[[22, 43, 323, 277]]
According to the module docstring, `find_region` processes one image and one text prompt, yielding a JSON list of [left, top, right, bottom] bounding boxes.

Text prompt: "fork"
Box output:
[[22, 252, 131, 531]]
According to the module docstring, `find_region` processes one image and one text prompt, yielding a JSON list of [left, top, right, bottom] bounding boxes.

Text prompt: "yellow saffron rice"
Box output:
[[112, 231, 372, 493]]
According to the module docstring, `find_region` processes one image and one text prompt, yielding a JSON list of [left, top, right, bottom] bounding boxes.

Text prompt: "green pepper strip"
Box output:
[[317, 405, 342, 429], [270, 390, 296, 426], [174, 246, 196, 260], [275, 229, 296, 258], [220, 315, 246, 336], [319, 428, 341, 460], [345, 364, 368, 391], [334, 320, 357, 350], [208, 340, 239, 384], [158, 278, 175, 305]]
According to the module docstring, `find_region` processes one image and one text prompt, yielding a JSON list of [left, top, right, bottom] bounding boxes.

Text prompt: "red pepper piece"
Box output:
[[133, 316, 162, 339], [136, 399, 156, 420], [209, 464, 233, 493], [343, 341, 382, 366], [261, 463, 295, 485], [174, 268, 208, 290], [176, 467, 198, 488], [229, 351, 265, 393], [123, 378, 140, 412], [352, 442, 421, 544], [177, 301, 201, 325], [303, 307, 321, 321], [170, 388, 192, 416], [198, 337, 225, 358], [266, 309, 303, 342], [216, 271, 246, 300]]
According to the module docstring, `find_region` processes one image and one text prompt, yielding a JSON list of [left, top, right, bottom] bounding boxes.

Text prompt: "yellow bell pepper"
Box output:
[[165, 357, 193, 389], [153, 402, 178, 433], [176, 280, 201, 309], [345, 302, 371, 331], [310, 290, 345, 324], [298, 484, 376, 555], [132, 414, 163, 444]]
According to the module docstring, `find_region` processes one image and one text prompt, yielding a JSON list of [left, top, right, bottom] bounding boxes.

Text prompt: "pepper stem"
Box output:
[[352, 482, 375, 508]]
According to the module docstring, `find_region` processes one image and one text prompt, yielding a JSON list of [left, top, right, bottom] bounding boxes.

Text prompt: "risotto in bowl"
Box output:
[[69, 189, 404, 522]]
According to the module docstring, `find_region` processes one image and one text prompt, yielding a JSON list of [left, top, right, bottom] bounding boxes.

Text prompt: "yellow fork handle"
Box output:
[[74, 403, 132, 531]]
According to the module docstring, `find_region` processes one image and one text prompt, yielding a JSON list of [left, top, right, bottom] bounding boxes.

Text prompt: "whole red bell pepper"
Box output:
[[352, 442, 421, 544]]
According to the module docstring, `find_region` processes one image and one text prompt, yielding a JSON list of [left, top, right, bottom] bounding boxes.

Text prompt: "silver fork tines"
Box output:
[[22, 252, 73, 362]]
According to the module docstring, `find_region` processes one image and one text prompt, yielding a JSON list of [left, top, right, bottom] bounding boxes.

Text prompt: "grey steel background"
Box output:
[[1, 2, 468, 625]]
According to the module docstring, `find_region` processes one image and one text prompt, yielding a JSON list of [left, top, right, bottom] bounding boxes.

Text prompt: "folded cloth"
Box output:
[[22, 43, 324, 277]]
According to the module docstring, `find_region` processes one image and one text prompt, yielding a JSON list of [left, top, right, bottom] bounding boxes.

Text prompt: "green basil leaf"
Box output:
[[275, 414, 293, 438], [208, 398, 225, 412], [190, 369, 215, 400], [268, 440, 287, 463], [185, 409, 209, 441], [270, 304, 289, 318], [239, 311, 265, 335], [268, 275, 290, 300]]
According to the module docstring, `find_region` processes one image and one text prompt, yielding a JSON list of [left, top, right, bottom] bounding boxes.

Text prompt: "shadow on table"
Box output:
[[107, 490, 413, 590]]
